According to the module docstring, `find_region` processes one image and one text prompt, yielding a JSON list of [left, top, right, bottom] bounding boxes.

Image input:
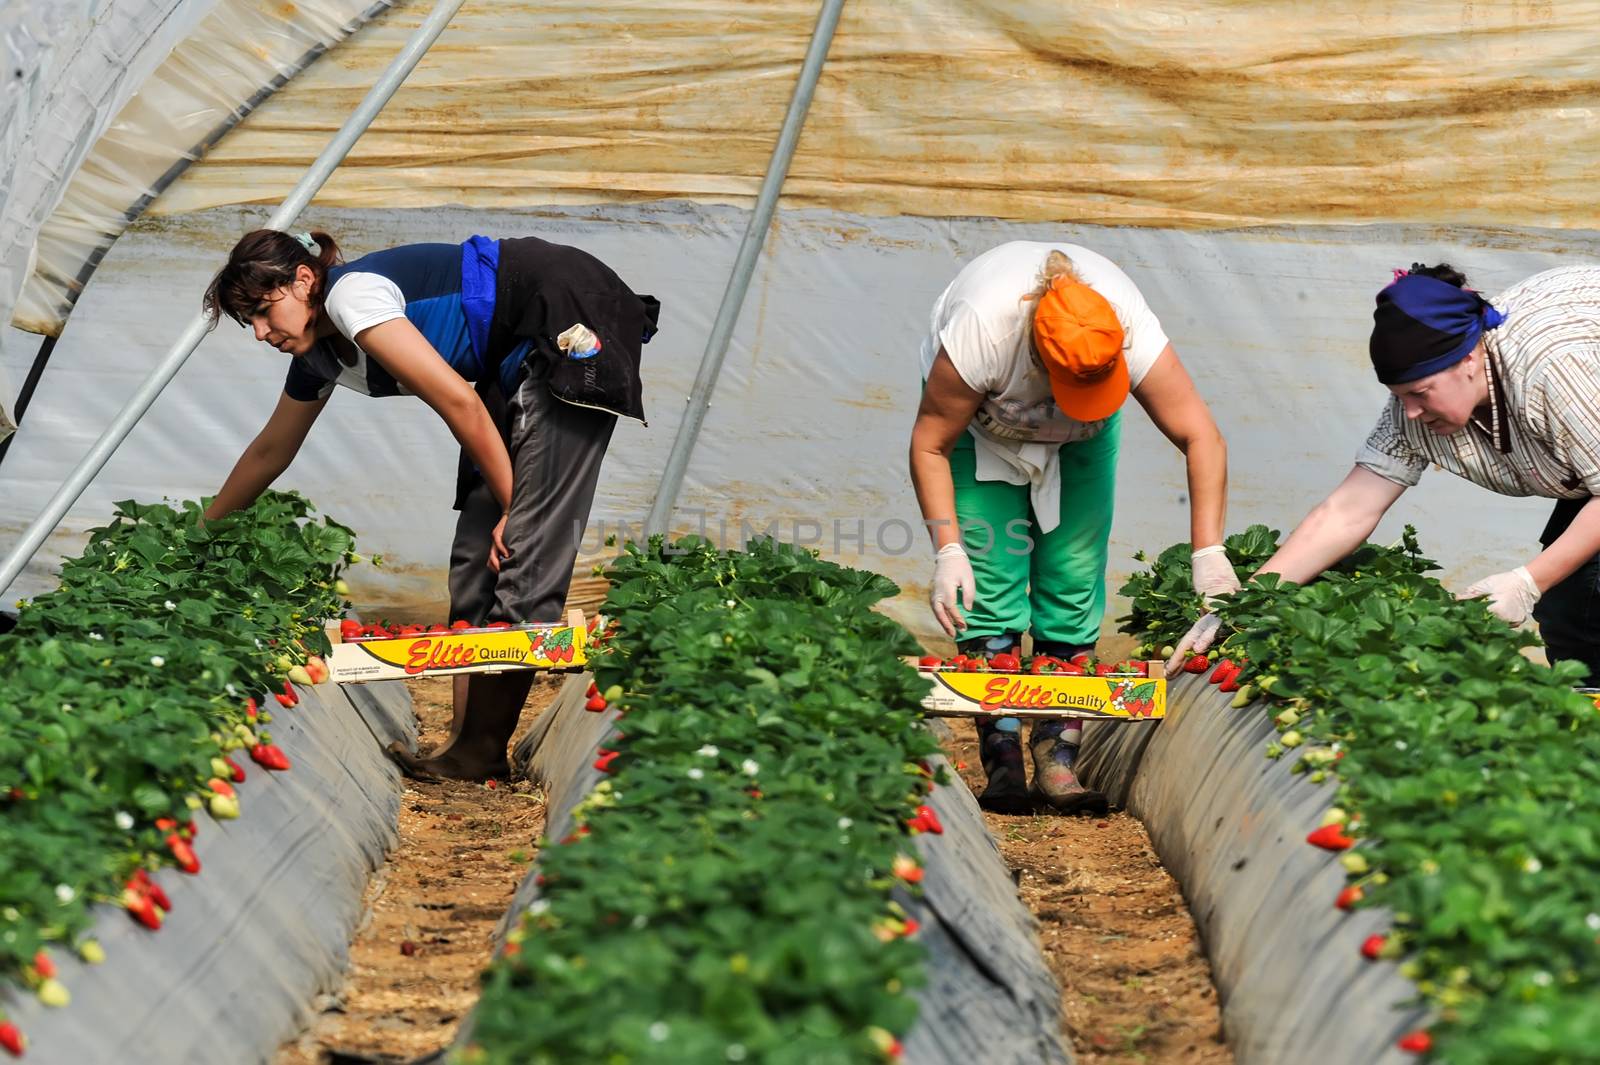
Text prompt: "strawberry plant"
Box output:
[[0, 491, 353, 1049], [464, 538, 943, 1064], [1123, 525, 1600, 1063]]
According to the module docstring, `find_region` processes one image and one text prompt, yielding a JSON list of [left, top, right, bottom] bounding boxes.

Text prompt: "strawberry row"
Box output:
[[1122, 525, 1600, 1063], [461, 537, 944, 1064], [0, 492, 355, 1057]]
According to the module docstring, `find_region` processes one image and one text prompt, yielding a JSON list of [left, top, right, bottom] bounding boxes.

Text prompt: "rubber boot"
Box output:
[[975, 717, 1032, 814], [958, 631, 1022, 661], [1031, 637, 1096, 663], [1028, 719, 1108, 815]]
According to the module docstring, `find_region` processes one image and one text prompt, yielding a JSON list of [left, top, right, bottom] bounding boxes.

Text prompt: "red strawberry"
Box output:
[[1028, 657, 1056, 674], [0, 1021, 25, 1056], [32, 952, 54, 981], [1335, 885, 1363, 910], [339, 618, 362, 640], [123, 888, 163, 929], [1057, 662, 1087, 676], [1125, 661, 1149, 676], [1397, 1030, 1432, 1054], [1094, 662, 1118, 676], [907, 804, 945, 835], [593, 750, 620, 773], [1306, 824, 1355, 851], [1070, 652, 1092, 667], [223, 757, 246, 784], [917, 655, 942, 669], [963, 656, 986, 672], [989, 653, 1021, 673], [166, 834, 201, 874], [892, 854, 923, 883], [277, 680, 299, 708], [584, 695, 608, 713], [1219, 675, 1241, 693], [249, 744, 291, 772], [1360, 933, 1387, 960], [451, 619, 472, 631], [428, 624, 449, 634], [1209, 659, 1234, 684], [586, 682, 599, 697], [1183, 655, 1210, 674]]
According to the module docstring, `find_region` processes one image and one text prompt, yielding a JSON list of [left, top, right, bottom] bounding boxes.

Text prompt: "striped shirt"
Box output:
[[1356, 266, 1600, 500]]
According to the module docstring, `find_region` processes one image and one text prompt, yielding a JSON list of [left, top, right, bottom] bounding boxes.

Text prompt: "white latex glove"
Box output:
[[1164, 614, 1222, 676], [1458, 566, 1540, 625], [1191, 544, 1242, 602], [930, 542, 977, 638]]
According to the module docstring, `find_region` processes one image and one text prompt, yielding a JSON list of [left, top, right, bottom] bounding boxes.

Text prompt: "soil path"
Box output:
[[275, 675, 561, 1065], [941, 718, 1233, 1065]]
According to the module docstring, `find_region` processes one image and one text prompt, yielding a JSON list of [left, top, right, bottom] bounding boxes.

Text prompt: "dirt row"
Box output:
[[275, 677, 1230, 1065]]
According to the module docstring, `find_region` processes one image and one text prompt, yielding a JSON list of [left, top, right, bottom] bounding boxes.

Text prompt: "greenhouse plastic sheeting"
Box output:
[[492, 675, 1071, 1065], [9, 0, 389, 337], [1075, 673, 1428, 1065], [144, 0, 1600, 233], [0, 677, 416, 1065]]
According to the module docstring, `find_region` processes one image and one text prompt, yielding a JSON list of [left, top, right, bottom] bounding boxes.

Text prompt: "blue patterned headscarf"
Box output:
[[1369, 272, 1505, 385]]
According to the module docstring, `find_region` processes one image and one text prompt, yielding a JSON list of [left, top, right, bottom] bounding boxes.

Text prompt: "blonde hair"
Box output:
[[1023, 249, 1081, 304]]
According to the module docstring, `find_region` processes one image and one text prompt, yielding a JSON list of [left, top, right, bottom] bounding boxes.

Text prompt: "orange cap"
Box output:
[[1033, 275, 1127, 421]]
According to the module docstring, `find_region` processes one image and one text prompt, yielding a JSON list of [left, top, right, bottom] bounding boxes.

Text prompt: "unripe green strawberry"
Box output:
[[208, 793, 241, 820], [334, 579, 351, 596], [1280, 730, 1303, 748], [35, 978, 69, 1008], [78, 940, 105, 965], [1341, 852, 1369, 875], [286, 665, 313, 686]]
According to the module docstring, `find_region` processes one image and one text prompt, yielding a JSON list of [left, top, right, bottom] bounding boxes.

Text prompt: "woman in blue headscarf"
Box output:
[[1167, 262, 1600, 682]]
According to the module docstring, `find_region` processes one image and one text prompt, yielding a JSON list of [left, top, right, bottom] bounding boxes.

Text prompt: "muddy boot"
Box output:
[[1028, 719, 1107, 815], [975, 717, 1032, 814]]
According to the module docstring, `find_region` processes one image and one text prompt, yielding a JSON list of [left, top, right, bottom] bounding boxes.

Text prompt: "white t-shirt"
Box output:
[[918, 241, 1170, 445], [324, 271, 407, 340]]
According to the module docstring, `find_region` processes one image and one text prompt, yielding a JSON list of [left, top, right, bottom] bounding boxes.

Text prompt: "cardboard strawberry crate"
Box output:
[[913, 659, 1167, 721], [326, 610, 591, 684]]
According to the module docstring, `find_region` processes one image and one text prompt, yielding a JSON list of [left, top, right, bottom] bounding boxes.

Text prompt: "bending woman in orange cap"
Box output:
[[908, 243, 1235, 813]]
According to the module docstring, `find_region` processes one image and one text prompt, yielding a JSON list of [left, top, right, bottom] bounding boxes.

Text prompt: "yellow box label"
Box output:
[[922, 671, 1164, 719], [328, 624, 586, 682]]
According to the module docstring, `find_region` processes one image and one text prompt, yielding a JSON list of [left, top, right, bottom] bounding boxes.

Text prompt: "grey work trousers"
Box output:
[[447, 360, 616, 626]]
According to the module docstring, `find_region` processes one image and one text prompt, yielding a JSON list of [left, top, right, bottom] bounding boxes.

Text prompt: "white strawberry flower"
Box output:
[[726, 1045, 748, 1061], [527, 899, 550, 916], [114, 811, 134, 831], [164, 600, 176, 611], [741, 759, 760, 776], [697, 744, 720, 757], [649, 1022, 669, 1042], [150, 655, 165, 667], [837, 817, 853, 830], [1524, 856, 1542, 873], [55, 884, 74, 904], [687, 767, 705, 780], [1588, 913, 1600, 931], [631, 914, 648, 929], [88, 632, 103, 641]]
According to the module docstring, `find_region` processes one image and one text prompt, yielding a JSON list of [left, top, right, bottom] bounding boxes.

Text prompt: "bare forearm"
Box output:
[[909, 444, 962, 551], [1259, 498, 1380, 584], [1182, 428, 1227, 549], [206, 447, 289, 520], [447, 399, 512, 512], [1526, 497, 1600, 592]]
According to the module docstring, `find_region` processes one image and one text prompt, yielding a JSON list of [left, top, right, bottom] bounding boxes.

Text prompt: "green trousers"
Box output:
[[950, 415, 1120, 646]]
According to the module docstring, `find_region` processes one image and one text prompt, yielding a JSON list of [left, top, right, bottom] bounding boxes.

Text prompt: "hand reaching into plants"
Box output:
[[1191, 545, 1242, 602], [1164, 613, 1222, 675], [930, 542, 976, 637], [1457, 565, 1540, 625]]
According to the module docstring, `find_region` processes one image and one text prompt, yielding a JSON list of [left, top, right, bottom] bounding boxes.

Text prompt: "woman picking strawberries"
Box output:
[[201, 229, 658, 779], [909, 242, 1236, 813], [1169, 263, 1600, 685]]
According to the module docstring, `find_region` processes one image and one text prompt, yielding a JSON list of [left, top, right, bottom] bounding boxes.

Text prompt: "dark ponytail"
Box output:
[[202, 229, 343, 328]]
